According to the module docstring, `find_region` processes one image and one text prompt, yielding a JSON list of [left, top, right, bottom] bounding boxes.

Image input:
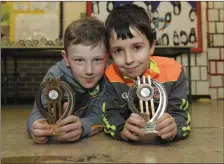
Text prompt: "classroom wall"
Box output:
[[176, 2, 224, 99], [2, 2, 224, 101], [63, 2, 86, 33], [2, 2, 87, 99], [207, 2, 224, 99]]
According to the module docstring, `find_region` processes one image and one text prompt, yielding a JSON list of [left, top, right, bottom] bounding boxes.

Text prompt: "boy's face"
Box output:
[[62, 43, 107, 89], [109, 27, 155, 79]]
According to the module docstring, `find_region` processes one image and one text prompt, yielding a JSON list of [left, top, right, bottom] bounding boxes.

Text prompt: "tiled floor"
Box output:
[[1, 100, 223, 163]]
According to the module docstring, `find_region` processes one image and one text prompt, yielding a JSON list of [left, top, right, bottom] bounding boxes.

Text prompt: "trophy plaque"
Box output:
[[128, 75, 168, 140], [35, 78, 75, 135]]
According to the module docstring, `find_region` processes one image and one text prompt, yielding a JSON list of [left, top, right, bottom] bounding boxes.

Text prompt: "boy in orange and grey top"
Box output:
[[102, 4, 190, 142]]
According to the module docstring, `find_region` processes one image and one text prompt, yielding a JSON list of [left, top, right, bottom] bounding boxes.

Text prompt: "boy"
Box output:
[[27, 16, 108, 143], [103, 4, 191, 142]]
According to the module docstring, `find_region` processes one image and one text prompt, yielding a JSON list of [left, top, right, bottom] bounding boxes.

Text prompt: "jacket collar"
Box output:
[[122, 58, 160, 85]]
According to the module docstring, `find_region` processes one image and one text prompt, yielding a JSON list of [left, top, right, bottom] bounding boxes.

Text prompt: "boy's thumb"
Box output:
[[63, 102, 69, 110]]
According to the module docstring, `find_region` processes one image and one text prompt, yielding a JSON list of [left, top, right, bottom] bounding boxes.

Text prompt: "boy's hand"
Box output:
[[31, 119, 53, 144], [55, 115, 83, 142], [155, 113, 177, 141], [120, 113, 145, 141]]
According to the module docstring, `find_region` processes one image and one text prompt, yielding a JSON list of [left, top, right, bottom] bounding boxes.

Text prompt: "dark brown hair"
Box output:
[[105, 4, 155, 51]]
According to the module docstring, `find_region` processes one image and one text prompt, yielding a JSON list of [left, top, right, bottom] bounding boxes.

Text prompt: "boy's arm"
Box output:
[[26, 98, 47, 136], [167, 68, 191, 140], [102, 81, 126, 140], [79, 98, 104, 138], [26, 72, 54, 137]]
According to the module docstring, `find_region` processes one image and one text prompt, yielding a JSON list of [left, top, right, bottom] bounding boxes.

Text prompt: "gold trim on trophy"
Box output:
[[35, 78, 75, 135]]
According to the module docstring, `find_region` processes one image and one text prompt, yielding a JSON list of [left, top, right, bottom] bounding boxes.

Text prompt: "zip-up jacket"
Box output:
[[27, 59, 107, 139], [103, 56, 191, 141]]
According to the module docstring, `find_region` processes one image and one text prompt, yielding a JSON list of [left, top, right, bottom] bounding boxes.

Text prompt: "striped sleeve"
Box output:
[[167, 68, 191, 140], [102, 80, 126, 140]]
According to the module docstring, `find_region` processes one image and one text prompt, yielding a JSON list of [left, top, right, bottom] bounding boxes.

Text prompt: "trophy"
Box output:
[[35, 78, 75, 135], [127, 75, 167, 141]]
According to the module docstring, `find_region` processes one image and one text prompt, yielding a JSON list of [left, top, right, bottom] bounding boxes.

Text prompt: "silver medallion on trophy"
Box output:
[[128, 75, 167, 139]]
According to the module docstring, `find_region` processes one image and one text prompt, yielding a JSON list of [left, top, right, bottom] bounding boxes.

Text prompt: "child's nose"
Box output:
[[125, 52, 135, 65], [85, 64, 94, 75]]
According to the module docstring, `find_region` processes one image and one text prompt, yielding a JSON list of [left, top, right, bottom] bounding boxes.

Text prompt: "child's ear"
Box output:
[[61, 50, 70, 67]]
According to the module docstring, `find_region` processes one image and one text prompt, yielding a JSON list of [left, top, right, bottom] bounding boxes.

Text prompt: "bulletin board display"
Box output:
[[1, 2, 63, 45], [87, 1, 202, 53]]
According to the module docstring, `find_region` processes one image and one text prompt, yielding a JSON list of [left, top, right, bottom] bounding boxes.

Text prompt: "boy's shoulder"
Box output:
[[151, 56, 183, 82], [105, 56, 182, 73], [151, 56, 182, 69], [45, 60, 68, 78], [105, 63, 124, 83], [105, 56, 184, 83], [41, 59, 74, 85]]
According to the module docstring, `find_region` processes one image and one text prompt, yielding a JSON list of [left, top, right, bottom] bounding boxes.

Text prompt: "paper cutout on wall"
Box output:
[[87, 1, 202, 53]]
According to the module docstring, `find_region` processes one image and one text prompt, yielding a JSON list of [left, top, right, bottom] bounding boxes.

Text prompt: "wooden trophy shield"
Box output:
[[35, 78, 75, 135]]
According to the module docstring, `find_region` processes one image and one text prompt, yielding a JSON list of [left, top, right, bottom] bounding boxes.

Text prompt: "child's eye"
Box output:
[[133, 45, 142, 51], [95, 58, 102, 61], [114, 48, 122, 55], [94, 58, 103, 64], [74, 59, 83, 62]]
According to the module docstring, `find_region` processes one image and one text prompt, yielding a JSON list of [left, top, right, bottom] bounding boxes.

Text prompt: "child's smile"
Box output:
[[109, 27, 155, 79]]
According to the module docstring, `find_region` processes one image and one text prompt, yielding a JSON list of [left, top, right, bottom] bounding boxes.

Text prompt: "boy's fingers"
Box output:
[[34, 136, 48, 142], [32, 137, 48, 144], [160, 129, 177, 140], [67, 136, 80, 142], [32, 128, 53, 137], [55, 122, 81, 133], [155, 117, 175, 131], [123, 129, 140, 141], [156, 123, 176, 136], [156, 113, 171, 125], [56, 129, 81, 142], [32, 120, 50, 130], [126, 124, 145, 137], [130, 113, 145, 122], [127, 116, 145, 128], [63, 102, 69, 110], [31, 133, 49, 144], [57, 115, 79, 126]]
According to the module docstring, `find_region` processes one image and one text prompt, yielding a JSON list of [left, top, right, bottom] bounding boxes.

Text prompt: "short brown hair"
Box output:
[[64, 16, 106, 53]]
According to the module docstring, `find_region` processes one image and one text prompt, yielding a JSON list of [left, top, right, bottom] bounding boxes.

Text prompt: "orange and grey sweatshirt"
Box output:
[[102, 56, 191, 141]]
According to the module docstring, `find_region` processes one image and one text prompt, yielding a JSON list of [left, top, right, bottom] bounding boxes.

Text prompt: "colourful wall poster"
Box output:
[[1, 2, 10, 38], [1, 2, 63, 43], [87, 1, 202, 53]]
